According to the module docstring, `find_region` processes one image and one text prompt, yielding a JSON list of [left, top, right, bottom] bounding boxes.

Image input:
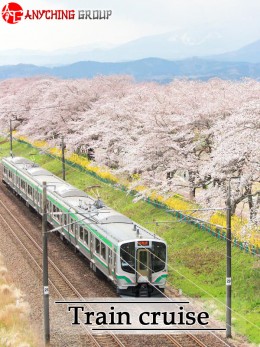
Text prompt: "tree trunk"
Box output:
[[188, 172, 196, 200], [189, 187, 196, 200]]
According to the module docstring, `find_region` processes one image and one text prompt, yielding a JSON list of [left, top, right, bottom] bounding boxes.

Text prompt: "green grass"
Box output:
[[0, 138, 259, 344]]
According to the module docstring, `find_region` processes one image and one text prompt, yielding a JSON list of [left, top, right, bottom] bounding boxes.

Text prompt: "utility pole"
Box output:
[[10, 119, 13, 157], [42, 182, 50, 345], [226, 179, 232, 338], [226, 176, 239, 338], [61, 136, 66, 181]]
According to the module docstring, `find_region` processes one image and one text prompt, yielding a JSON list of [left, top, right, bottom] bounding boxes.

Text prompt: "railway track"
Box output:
[[0, 197, 125, 347], [166, 333, 208, 346], [0, 177, 233, 347]]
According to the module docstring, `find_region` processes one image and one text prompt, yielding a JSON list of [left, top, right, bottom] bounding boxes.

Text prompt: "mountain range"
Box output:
[[0, 34, 259, 82], [0, 58, 259, 83], [206, 40, 260, 64], [1, 33, 260, 66]]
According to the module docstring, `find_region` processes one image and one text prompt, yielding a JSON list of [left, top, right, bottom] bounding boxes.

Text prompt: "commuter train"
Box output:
[[2, 156, 167, 296]]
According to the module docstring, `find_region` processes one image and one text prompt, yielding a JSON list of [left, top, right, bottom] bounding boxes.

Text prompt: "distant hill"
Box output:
[[0, 32, 258, 66], [0, 58, 260, 82], [206, 40, 260, 64]]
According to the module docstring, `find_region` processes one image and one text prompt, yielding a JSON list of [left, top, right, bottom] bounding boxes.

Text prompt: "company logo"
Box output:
[[2, 2, 23, 24], [1, 2, 112, 24]]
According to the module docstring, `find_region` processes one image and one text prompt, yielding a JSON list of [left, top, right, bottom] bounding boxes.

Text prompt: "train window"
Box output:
[[3, 167, 7, 176], [70, 218, 75, 234], [84, 229, 88, 244], [8, 170, 13, 179], [28, 185, 33, 197], [101, 242, 106, 259], [21, 180, 26, 192], [64, 214, 68, 228], [53, 205, 57, 219], [79, 226, 84, 240], [95, 239, 100, 254], [57, 208, 61, 222], [151, 242, 166, 272], [120, 242, 135, 274], [39, 194, 42, 207], [139, 251, 148, 270], [35, 191, 40, 204]]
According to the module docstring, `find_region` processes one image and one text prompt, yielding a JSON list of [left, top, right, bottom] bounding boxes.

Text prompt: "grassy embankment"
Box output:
[[0, 139, 259, 344], [0, 253, 39, 347]]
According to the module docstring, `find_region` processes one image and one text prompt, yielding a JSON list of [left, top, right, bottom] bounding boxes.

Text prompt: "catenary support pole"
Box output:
[[42, 182, 50, 345], [61, 136, 66, 181], [226, 179, 232, 338], [10, 119, 13, 157]]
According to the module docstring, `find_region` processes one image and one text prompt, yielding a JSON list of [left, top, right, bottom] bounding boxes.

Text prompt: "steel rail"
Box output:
[[0, 175, 231, 347], [0, 197, 125, 347]]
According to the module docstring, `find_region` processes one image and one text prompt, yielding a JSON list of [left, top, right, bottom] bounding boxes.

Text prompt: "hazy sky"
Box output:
[[1, 0, 259, 51]]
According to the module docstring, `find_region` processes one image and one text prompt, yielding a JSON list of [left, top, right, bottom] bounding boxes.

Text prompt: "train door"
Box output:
[[136, 248, 151, 283]]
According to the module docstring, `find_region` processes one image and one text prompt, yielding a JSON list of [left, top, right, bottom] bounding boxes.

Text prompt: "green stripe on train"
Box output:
[[116, 275, 133, 283], [154, 274, 168, 283], [3, 160, 114, 248]]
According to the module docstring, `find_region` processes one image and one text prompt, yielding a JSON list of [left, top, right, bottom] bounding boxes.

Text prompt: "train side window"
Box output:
[[95, 239, 100, 254], [79, 226, 88, 244], [3, 167, 7, 176], [36, 191, 40, 204], [21, 180, 26, 192], [8, 170, 13, 179], [28, 185, 33, 197], [39, 194, 42, 207], [101, 242, 106, 259], [53, 205, 61, 222], [58, 208, 62, 222], [53, 205, 57, 219], [79, 226, 84, 240], [70, 217, 75, 234], [64, 214, 68, 228], [84, 230, 88, 244], [57, 208, 61, 222]]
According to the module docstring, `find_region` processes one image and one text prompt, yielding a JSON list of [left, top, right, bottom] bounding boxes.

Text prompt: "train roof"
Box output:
[[2, 156, 163, 244]]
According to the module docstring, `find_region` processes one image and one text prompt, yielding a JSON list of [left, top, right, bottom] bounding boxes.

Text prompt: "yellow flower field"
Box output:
[[13, 133, 258, 249]]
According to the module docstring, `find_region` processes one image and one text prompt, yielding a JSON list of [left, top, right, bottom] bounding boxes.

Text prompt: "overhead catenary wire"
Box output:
[[114, 237, 260, 332], [2, 140, 258, 333], [46, 203, 256, 339], [103, 241, 231, 347]]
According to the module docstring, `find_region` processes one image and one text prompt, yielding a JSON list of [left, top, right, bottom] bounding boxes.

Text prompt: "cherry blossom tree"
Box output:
[[0, 76, 259, 226]]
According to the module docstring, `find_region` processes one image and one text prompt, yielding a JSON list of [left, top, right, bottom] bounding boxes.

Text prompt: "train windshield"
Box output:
[[120, 242, 135, 273], [120, 241, 166, 274], [151, 242, 166, 272]]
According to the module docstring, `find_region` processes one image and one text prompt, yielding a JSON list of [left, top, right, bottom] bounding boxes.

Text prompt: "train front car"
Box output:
[[2, 156, 168, 298], [118, 238, 167, 297]]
